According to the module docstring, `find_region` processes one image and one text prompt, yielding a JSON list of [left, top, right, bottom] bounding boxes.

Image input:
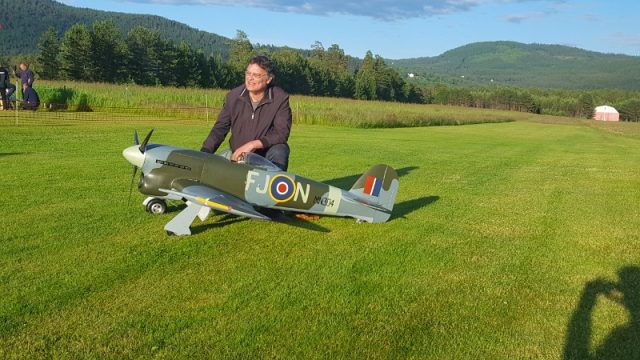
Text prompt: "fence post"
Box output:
[[15, 80, 18, 126], [205, 93, 209, 124]]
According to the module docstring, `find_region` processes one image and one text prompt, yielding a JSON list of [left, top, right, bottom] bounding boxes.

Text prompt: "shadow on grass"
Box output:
[[269, 213, 331, 233], [0, 152, 29, 157], [390, 195, 439, 221], [188, 211, 330, 234], [563, 266, 640, 360], [191, 214, 249, 234], [323, 166, 418, 189]]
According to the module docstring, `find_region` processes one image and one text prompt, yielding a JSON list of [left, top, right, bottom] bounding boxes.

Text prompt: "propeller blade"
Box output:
[[127, 165, 138, 206], [139, 129, 154, 153], [134, 130, 139, 146]]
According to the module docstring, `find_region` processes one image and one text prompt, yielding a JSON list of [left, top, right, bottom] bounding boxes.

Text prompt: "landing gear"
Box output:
[[145, 198, 167, 214]]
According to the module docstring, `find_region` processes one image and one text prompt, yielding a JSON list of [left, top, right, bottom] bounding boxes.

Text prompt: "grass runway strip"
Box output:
[[0, 119, 639, 358]]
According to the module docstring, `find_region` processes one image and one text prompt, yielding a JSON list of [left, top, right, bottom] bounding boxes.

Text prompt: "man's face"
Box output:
[[244, 63, 272, 93], [19, 64, 26, 71]]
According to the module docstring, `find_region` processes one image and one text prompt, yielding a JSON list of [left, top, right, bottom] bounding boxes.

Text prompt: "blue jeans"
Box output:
[[257, 143, 290, 171]]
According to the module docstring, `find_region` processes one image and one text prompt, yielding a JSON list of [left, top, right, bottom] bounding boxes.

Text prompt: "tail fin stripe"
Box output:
[[364, 176, 382, 196]]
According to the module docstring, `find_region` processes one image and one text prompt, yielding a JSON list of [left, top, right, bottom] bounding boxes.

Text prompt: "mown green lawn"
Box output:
[[1, 119, 639, 359]]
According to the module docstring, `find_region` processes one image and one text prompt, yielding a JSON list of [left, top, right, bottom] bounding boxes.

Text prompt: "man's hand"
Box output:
[[232, 140, 264, 162]]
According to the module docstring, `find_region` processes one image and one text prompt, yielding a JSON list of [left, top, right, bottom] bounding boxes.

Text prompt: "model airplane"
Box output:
[[123, 130, 399, 235]]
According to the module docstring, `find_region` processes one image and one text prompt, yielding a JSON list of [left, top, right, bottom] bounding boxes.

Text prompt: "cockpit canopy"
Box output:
[[242, 152, 280, 171], [216, 150, 280, 171]]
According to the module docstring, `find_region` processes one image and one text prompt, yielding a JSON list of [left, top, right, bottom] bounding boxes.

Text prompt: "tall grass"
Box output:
[[30, 80, 550, 128]]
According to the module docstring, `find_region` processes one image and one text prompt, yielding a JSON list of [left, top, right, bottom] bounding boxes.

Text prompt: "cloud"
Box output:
[[121, 0, 493, 20], [609, 32, 640, 48], [122, 0, 566, 21], [505, 7, 558, 24], [505, 14, 531, 23]]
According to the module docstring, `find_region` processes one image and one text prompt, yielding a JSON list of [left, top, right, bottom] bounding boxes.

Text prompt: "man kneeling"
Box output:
[[200, 55, 292, 171], [21, 84, 40, 111]]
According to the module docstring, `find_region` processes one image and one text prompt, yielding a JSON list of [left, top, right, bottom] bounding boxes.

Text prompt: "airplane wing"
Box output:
[[160, 179, 270, 221]]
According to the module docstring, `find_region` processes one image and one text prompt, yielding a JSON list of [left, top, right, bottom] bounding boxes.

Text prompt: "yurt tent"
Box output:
[[593, 105, 619, 121]]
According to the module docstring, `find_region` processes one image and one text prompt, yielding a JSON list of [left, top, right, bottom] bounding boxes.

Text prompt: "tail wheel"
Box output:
[[146, 199, 167, 214]]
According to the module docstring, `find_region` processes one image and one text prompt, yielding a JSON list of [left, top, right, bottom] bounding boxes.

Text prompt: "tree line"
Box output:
[[31, 21, 640, 121], [422, 85, 640, 121], [34, 22, 421, 103]]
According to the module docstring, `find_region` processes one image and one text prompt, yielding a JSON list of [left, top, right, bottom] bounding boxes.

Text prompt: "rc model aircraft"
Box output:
[[123, 131, 399, 235]]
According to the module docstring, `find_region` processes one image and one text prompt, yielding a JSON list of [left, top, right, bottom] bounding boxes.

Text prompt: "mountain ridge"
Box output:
[[2, 1, 640, 90], [390, 41, 640, 90]]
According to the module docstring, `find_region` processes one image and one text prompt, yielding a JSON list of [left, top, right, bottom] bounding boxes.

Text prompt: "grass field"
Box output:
[[1, 115, 639, 358], [21, 80, 561, 128]]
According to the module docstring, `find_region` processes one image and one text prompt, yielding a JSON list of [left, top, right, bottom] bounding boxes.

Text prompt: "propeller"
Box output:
[[126, 129, 153, 205], [134, 129, 139, 146], [139, 129, 153, 153], [127, 165, 138, 205]]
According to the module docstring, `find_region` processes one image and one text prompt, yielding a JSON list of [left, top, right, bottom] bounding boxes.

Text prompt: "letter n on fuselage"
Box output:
[[294, 182, 310, 203]]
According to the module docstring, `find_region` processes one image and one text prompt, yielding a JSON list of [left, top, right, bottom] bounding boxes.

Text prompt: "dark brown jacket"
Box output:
[[201, 85, 292, 153]]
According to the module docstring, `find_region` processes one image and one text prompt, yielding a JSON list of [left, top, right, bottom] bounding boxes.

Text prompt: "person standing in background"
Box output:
[[15, 63, 35, 97]]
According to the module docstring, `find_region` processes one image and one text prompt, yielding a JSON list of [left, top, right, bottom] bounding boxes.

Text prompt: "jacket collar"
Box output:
[[239, 86, 273, 105]]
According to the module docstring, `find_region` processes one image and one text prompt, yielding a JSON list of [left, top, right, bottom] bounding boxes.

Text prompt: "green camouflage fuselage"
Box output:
[[137, 144, 397, 222]]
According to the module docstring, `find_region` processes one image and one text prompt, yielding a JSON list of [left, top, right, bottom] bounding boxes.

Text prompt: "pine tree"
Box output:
[[354, 51, 377, 100], [59, 24, 92, 81], [126, 26, 163, 85], [175, 42, 199, 87], [271, 48, 311, 95], [90, 20, 129, 83], [576, 93, 595, 118], [36, 27, 60, 80], [228, 30, 255, 84]]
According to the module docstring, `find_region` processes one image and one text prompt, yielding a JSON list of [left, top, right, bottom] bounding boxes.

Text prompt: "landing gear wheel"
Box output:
[[146, 199, 167, 214]]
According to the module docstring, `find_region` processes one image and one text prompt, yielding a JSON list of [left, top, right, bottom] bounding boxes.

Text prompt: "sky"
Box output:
[[58, 0, 640, 59]]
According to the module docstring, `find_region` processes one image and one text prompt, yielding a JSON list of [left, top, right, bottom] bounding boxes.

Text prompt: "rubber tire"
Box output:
[[146, 199, 167, 215]]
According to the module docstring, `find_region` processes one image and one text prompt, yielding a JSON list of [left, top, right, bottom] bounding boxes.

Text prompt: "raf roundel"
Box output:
[[268, 174, 297, 203]]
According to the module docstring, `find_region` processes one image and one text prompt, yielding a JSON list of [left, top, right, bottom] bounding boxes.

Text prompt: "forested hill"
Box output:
[[0, 0, 230, 57], [392, 41, 640, 90], [3, 1, 640, 91]]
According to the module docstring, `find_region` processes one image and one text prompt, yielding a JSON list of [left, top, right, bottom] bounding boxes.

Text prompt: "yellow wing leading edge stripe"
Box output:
[[196, 196, 232, 211]]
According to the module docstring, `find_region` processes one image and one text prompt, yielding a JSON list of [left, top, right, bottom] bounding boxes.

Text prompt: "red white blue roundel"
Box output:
[[269, 174, 297, 203]]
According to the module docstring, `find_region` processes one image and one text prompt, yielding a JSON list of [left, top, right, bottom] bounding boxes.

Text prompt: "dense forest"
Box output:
[[0, 0, 229, 57], [23, 23, 423, 104], [2, 0, 640, 121]]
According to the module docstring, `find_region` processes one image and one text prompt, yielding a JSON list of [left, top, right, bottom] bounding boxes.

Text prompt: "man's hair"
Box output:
[[249, 55, 274, 78]]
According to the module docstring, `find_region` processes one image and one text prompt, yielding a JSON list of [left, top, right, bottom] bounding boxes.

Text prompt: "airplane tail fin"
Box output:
[[349, 164, 399, 223]]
